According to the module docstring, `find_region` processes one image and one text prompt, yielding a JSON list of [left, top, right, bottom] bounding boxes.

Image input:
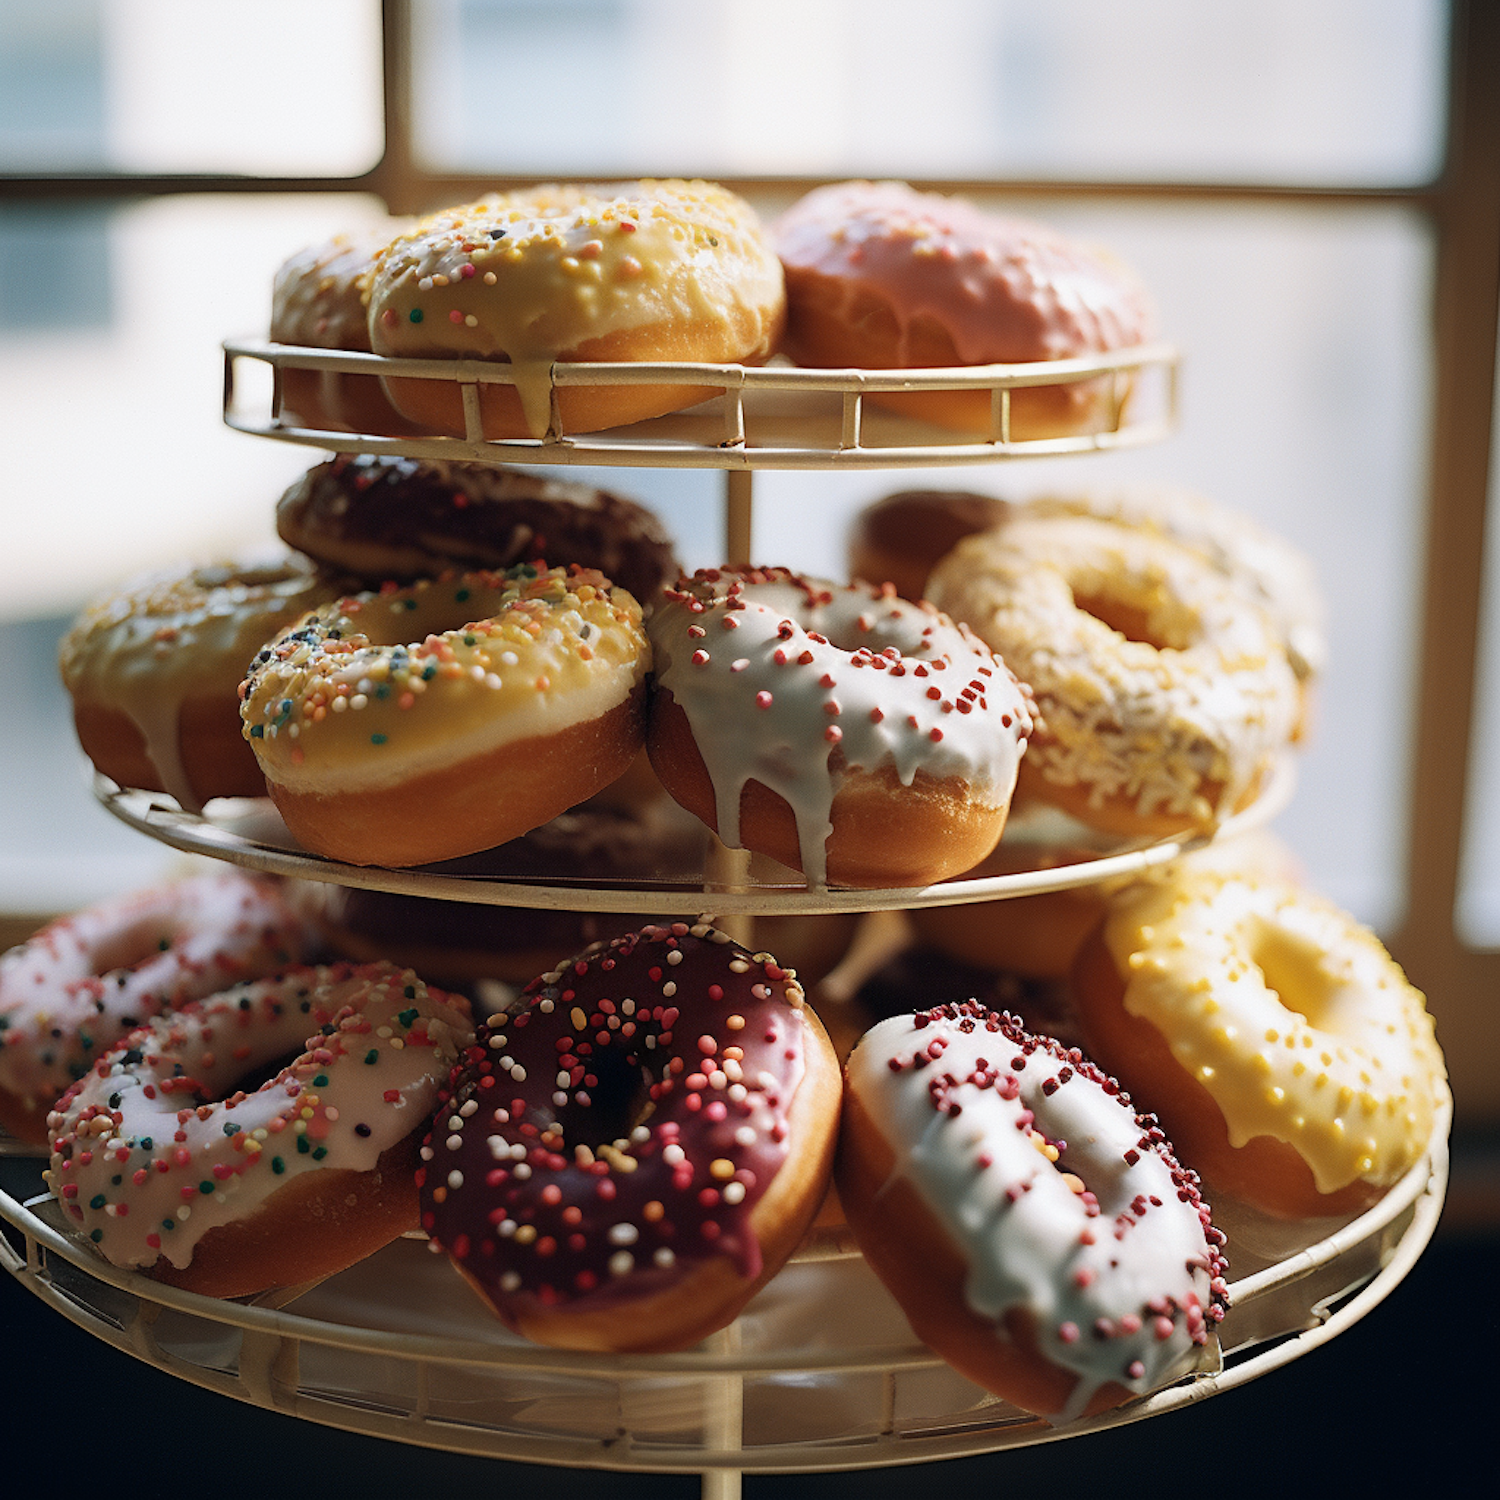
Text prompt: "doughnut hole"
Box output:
[[1070, 924, 1379, 1220]]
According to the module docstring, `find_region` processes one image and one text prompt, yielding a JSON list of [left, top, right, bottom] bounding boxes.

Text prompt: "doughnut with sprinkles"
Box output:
[[839, 1002, 1228, 1421], [45, 961, 473, 1298], [418, 921, 841, 1352], [646, 567, 1035, 888]]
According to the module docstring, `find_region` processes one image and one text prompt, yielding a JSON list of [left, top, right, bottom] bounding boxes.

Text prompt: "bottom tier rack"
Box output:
[[0, 1090, 1449, 1497]]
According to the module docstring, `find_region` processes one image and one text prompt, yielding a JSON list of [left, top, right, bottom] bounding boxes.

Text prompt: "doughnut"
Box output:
[[846, 488, 1013, 603], [775, 180, 1154, 437], [839, 1002, 1228, 1420], [646, 567, 1035, 889], [1023, 485, 1326, 727], [927, 514, 1300, 837], [0, 871, 312, 1145], [275, 453, 679, 608], [1072, 868, 1446, 1219], [44, 961, 473, 1298], [270, 226, 418, 435], [239, 564, 651, 868], [59, 553, 346, 812], [417, 921, 841, 1352], [367, 180, 785, 440]]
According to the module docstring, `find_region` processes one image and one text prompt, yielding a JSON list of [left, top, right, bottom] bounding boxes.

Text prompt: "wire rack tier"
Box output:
[[0, 1091, 1451, 1480], [223, 338, 1178, 469], [91, 754, 1295, 918]]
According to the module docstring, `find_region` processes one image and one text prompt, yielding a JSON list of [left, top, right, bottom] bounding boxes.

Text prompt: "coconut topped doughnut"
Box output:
[[928, 514, 1301, 836], [367, 180, 786, 439], [646, 567, 1034, 888], [1025, 485, 1326, 689], [276, 453, 679, 607]]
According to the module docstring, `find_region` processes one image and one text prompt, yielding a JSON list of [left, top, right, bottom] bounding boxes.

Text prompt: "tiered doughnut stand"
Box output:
[[0, 340, 1449, 1499]]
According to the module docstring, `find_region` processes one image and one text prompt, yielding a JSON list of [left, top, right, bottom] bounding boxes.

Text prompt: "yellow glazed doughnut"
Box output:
[[239, 565, 651, 867], [927, 514, 1300, 837], [59, 553, 346, 812], [1072, 869, 1445, 1218], [367, 180, 785, 439]]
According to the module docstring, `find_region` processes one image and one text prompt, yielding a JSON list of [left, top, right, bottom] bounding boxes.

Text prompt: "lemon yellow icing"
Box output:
[[239, 564, 649, 797], [1100, 871, 1444, 1194]]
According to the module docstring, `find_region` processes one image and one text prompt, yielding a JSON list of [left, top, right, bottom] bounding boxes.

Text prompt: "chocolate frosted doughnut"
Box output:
[[276, 454, 680, 608], [418, 921, 841, 1352]]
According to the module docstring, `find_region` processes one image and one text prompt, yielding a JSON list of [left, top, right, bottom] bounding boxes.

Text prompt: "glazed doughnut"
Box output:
[[240, 564, 651, 867], [775, 180, 1154, 437], [270, 226, 418, 435], [839, 1002, 1228, 1420], [60, 553, 346, 812], [846, 488, 1013, 603], [1072, 869, 1445, 1219], [927, 514, 1300, 837], [646, 567, 1034, 888], [417, 921, 841, 1352], [0, 870, 312, 1145], [276, 453, 679, 608], [45, 961, 473, 1297], [1024, 485, 1326, 711], [367, 180, 785, 440]]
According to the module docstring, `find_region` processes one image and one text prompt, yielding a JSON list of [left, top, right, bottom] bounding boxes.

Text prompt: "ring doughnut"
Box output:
[[839, 1001, 1228, 1420], [1072, 868, 1445, 1218], [646, 567, 1034, 888], [270, 226, 418, 436], [927, 513, 1300, 837], [275, 453, 679, 609], [775, 180, 1154, 437], [45, 961, 473, 1297], [1024, 485, 1326, 713], [239, 564, 651, 867], [60, 553, 346, 812], [367, 180, 785, 440], [846, 488, 1013, 603], [417, 921, 841, 1352], [0, 871, 312, 1145]]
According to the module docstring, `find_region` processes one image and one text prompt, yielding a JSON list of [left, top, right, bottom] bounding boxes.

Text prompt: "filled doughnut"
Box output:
[[775, 180, 1154, 437], [846, 488, 1014, 603], [0, 870, 312, 1145], [1072, 868, 1446, 1219], [275, 453, 679, 608], [839, 1001, 1228, 1420], [927, 514, 1300, 837], [270, 226, 417, 435], [417, 921, 841, 1352], [60, 553, 346, 811], [367, 180, 785, 440], [45, 961, 473, 1297], [646, 567, 1034, 888], [239, 564, 651, 867]]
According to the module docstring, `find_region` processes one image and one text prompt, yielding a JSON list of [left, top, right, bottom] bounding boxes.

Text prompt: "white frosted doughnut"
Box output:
[[646, 567, 1034, 888], [840, 1002, 1228, 1420], [45, 961, 472, 1297]]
